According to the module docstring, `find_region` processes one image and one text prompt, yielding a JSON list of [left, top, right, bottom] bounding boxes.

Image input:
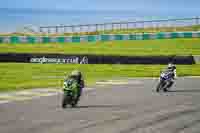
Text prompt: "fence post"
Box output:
[[64, 26, 67, 33], [173, 20, 176, 32], [103, 24, 106, 33], [127, 23, 129, 31], [72, 26, 74, 33], [48, 28, 50, 34], [119, 23, 121, 30], [39, 27, 43, 33], [78, 25, 81, 34], [195, 17, 199, 31], [111, 23, 114, 32], [88, 25, 90, 33], [55, 26, 58, 33], [134, 22, 137, 29], [142, 22, 144, 32], [195, 17, 199, 25], [96, 24, 98, 32]]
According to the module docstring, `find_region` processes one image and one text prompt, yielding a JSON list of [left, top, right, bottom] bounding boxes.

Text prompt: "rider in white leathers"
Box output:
[[166, 63, 177, 88]]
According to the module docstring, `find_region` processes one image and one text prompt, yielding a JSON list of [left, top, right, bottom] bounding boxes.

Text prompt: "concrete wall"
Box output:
[[0, 53, 196, 64]]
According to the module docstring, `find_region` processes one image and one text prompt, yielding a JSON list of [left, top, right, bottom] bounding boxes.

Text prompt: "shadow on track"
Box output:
[[168, 89, 200, 93], [75, 104, 135, 109], [76, 105, 117, 109]]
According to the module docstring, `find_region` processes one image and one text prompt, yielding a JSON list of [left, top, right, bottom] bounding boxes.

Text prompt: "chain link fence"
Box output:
[[38, 17, 200, 35]]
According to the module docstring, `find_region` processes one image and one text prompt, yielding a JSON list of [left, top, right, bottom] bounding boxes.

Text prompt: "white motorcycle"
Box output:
[[156, 70, 174, 92]]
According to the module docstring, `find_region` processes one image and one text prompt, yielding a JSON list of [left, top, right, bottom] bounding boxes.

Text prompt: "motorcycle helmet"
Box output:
[[168, 63, 175, 70], [70, 70, 82, 79]]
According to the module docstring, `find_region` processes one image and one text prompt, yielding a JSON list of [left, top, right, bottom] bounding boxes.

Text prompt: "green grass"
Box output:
[[0, 38, 200, 56], [0, 38, 200, 92], [0, 63, 200, 92]]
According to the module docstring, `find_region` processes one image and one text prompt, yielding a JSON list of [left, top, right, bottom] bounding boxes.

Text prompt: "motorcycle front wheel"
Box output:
[[62, 93, 72, 108], [156, 81, 162, 92]]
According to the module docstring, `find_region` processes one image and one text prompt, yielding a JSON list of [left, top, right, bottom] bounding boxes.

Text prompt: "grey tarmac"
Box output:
[[0, 78, 200, 133]]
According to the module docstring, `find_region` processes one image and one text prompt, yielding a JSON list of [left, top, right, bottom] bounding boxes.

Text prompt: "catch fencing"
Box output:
[[38, 17, 200, 34]]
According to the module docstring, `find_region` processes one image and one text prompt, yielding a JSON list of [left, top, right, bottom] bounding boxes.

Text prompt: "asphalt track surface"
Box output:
[[0, 78, 200, 133]]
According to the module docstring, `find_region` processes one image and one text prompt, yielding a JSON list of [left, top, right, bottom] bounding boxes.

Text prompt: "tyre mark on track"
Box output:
[[172, 119, 200, 133], [67, 103, 199, 133], [68, 114, 132, 133], [120, 107, 200, 133]]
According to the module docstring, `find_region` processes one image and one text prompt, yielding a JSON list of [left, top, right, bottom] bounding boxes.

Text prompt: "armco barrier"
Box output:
[[0, 31, 200, 44], [0, 37, 3, 43], [0, 53, 196, 64]]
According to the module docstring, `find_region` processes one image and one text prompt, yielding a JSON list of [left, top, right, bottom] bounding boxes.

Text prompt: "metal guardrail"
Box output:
[[39, 17, 200, 34]]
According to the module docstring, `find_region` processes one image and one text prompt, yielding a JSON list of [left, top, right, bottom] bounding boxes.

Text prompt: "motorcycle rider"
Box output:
[[64, 70, 84, 103], [165, 62, 177, 89]]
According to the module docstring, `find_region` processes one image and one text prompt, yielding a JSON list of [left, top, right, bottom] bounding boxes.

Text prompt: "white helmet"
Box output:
[[168, 63, 175, 70]]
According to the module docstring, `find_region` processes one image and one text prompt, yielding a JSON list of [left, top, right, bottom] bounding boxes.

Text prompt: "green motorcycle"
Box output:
[[62, 79, 80, 108]]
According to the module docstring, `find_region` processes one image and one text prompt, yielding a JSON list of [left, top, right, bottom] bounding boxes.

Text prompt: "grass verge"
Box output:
[[0, 63, 200, 92], [0, 38, 200, 56]]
